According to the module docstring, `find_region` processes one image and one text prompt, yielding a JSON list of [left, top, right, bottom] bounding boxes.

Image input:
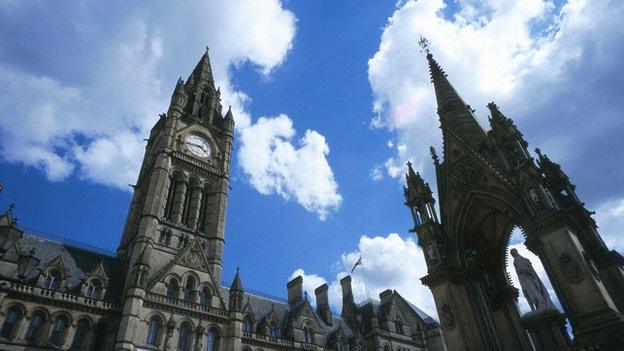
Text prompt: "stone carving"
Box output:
[[510, 248, 555, 311], [179, 241, 209, 271], [440, 303, 456, 330], [450, 158, 482, 193], [560, 253, 584, 284]]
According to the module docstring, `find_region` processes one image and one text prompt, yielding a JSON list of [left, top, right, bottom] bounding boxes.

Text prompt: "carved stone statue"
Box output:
[[510, 248, 555, 311]]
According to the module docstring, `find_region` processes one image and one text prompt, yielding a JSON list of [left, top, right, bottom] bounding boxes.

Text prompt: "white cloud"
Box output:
[[368, 0, 624, 185], [238, 114, 342, 220], [596, 197, 624, 252], [289, 269, 328, 307], [293, 233, 437, 318], [0, 0, 301, 191]]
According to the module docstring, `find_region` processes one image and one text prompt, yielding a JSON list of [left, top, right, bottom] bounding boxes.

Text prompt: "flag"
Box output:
[[350, 256, 362, 273]]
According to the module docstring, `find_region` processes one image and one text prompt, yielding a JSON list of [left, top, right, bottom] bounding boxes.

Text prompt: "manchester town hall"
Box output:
[[0, 47, 622, 351]]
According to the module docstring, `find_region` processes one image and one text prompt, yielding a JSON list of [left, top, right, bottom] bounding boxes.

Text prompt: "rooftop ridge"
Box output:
[[20, 226, 116, 257], [221, 281, 288, 303]]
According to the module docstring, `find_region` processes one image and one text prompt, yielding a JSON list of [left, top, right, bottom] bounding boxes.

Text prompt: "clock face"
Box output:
[[184, 134, 211, 158]]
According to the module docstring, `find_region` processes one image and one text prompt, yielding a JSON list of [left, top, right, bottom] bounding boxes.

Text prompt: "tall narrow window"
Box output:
[[268, 322, 278, 338], [199, 287, 211, 306], [177, 324, 191, 351], [0, 308, 22, 339], [242, 317, 252, 333], [86, 279, 102, 299], [184, 277, 196, 302], [205, 330, 218, 351], [181, 185, 193, 226], [43, 270, 60, 290], [92, 323, 106, 351], [166, 279, 179, 300], [50, 316, 68, 346], [146, 317, 161, 346], [72, 320, 89, 349], [303, 326, 312, 343], [197, 188, 210, 232], [164, 177, 179, 221], [25, 312, 44, 344]]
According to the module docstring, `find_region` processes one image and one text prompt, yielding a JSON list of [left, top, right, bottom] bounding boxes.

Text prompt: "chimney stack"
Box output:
[[287, 275, 303, 305], [315, 283, 332, 325]]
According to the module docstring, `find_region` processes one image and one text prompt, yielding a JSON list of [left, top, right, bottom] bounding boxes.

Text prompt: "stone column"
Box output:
[[114, 288, 146, 351], [170, 181, 188, 224], [62, 322, 77, 349], [527, 218, 624, 345], [226, 310, 242, 351], [13, 313, 30, 343], [489, 286, 533, 351], [187, 186, 203, 231]]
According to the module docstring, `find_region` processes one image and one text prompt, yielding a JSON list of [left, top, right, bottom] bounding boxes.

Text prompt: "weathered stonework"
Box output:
[[0, 49, 445, 351], [405, 52, 624, 350]]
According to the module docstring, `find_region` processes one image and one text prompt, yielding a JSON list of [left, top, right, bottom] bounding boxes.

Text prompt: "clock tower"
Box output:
[[114, 48, 235, 350]]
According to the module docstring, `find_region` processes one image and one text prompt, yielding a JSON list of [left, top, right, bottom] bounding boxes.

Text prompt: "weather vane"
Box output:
[[418, 36, 430, 53]]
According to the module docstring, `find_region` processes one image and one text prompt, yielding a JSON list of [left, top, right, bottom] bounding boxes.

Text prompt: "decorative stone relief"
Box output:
[[560, 253, 584, 284], [450, 158, 482, 193], [440, 303, 456, 330]]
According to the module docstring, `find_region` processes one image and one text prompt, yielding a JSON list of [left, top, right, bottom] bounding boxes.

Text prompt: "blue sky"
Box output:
[[1, 0, 623, 317]]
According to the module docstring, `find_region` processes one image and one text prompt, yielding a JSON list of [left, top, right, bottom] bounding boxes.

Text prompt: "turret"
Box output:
[[404, 162, 438, 227], [487, 102, 530, 169], [229, 268, 244, 312], [169, 78, 187, 117], [223, 105, 235, 133], [132, 244, 152, 288]]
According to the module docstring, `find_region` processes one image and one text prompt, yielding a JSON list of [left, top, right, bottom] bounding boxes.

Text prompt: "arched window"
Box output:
[[166, 278, 179, 300], [242, 317, 253, 333], [25, 312, 45, 344], [395, 319, 404, 335], [184, 277, 196, 302], [71, 320, 89, 349], [50, 315, 68, 346], [92, 322, 107, 351], [0, 307, 22, 339], [146, 317, 162, 346], [199, 287, 211, 306], [181, 184, 193, 226], [268, 321, 278, 338], [206, 329, 218, 351], [338, 338, 348, 351], [43, 270, 61, 290], [197, 186, 213, 233], [86, 279, 102, 299], [303, 325, 313, 343], [177, 323, 191, 350], [164, 176, 180, 221]]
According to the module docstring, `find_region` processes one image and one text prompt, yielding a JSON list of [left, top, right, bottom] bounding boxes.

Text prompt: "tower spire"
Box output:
[[187, 46, 216, 90], [426, 52, 487, 149]]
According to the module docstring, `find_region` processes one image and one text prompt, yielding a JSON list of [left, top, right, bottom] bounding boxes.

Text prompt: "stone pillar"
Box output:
[[187, 186, 203, 231], [423, 269, 505, 351], [226, 311, 243, 350], [114, 288, 146, 351], [62, 322, 77, 349], [171, 181, 188, 224], [489, 286, 533, 351], [521, 309, 570, 350], [13, 313, 30, 343], [527, 219, 624, 345], [595, 249, 624, 313]]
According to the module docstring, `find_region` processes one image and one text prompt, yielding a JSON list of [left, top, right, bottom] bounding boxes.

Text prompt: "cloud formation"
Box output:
[[292, 233, 436, 317], [239, 115, 342, 220], [0, 0, 341, 218], [368, 0, 624, 200]]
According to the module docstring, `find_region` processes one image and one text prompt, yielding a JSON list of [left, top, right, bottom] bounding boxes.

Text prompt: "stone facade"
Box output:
[[0, 49, 445, 351], [404, 52, 624, 350]]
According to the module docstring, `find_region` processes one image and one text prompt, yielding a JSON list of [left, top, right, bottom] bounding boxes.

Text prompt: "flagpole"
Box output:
[[360, 257, 371, 300]]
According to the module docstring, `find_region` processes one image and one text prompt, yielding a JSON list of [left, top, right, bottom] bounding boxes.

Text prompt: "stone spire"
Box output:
[[426, 52, 487, 149], [230, 267, 243, 292], [187, 46, 216, 90]]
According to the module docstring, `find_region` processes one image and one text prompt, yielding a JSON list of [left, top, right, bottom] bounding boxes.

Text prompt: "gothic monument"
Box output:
[[404, 52, 624, 350]]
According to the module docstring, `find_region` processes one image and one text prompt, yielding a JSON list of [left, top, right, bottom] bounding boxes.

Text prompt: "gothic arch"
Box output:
[[452, 188, 533, 286]]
